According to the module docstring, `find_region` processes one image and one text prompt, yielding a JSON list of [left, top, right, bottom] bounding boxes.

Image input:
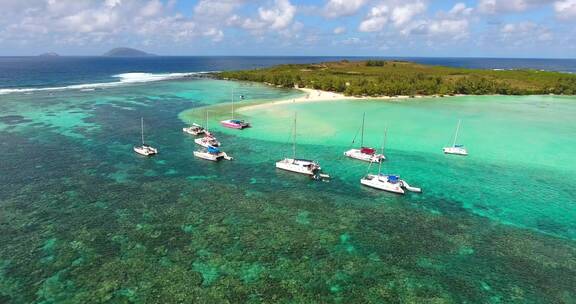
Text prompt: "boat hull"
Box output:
[[361, 175, 405, 194], [275, 158, 318, 176], [344, 149, 385, 163], [220, 120, 250, 129], [443, 147, 468, 156], [183, 127, 205, 136], [195, 137, 221, 148], [193, 151, 224, 161], [133, 145, 158, 156]]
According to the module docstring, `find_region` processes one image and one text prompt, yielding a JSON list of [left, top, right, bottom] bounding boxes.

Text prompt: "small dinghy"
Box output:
[[221, 88, 251, 129], [275, 113, 329, 180], [443, 119, 468, 156], [134, 117, 158, 156], [194, 146, 233, 162], [344, 113, 385, 163], [360, 128, 421, 194]]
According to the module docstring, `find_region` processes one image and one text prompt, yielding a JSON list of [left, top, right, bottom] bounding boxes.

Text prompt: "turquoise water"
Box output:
[[1, 78, 575, 303]]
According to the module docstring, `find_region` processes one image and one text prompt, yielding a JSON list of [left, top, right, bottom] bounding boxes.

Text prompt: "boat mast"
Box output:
[[453, 119, 461, 147], [361, 112, 365, 147], [206, 111, 209, 132], [378, 127, 387, 175], [141, 117, 145, 145], [231, 88, 235, 120], [293, 113, 297, 159]]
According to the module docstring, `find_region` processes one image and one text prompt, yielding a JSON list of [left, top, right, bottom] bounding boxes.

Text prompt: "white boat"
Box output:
[[194, 132, 221, 148], [220, 88, 251, 129], [361, 174, 421, 194], [194, 146, 233, 162], [183, 123, 206, 136], [134, 117, 158, 156], [192, 111, 222, 148], [443, 119, 468, 156], [360, 129, 421, 194], [275, 113, 329, 180], [344, 113, 385, 163]]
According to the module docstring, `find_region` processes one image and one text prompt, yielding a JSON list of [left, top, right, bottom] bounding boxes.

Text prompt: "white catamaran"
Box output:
[[183, 111, 207, 136], [133, 117, 158, 156], [360, 128, 421, 194], [194, 146, 233, 162], [220, 88, 251, 129], [443, 119, 468, 156], [195, 111, 221, 148], [344, 112, 385, 163], [275, 113, 329, 180]]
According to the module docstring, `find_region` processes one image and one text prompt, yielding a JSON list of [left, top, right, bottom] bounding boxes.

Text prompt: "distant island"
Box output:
[[103, 47, 154, 57], [218, 60, 576, 96], [38, 52, 59, 57]]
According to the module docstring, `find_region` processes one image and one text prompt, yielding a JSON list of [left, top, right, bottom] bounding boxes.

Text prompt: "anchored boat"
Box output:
[[193, 111, 221, 148], [195, 132, 221, 148], [221, 88, 251, 129], [133, 117, 158, 156], [194, 146, 233, 162], [275, 113, 329, 180], [344, 113, 385, 163], [443, 119, 468, 156], [183, 123, 206, 136], [360, 128, 421, 194]]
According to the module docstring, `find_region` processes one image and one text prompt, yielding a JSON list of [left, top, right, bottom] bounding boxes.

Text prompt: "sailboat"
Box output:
[[344, 113, 385, 163], [195, 110, 221, 148], [194, 146, 233, 162], [133, 117, 158, 156], [220, 88, 251, 129], [360, 128, 421, 194], [275, 113, 329, 180], [183, 111, 206, 136], [443, 119, 468, 156]]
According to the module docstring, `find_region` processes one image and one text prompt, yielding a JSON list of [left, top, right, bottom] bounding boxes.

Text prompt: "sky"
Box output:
[[0, 0, 575, 58]]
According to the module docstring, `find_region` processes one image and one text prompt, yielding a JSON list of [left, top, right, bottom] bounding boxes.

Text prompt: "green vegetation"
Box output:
[[218, 60, 576, 97]]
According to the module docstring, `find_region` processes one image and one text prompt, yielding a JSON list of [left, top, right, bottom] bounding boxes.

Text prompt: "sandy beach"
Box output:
[[237, 87, 442, 113]]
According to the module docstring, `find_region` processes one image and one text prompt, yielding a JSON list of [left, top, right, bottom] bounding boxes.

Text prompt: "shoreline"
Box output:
[[237, 87, 457, 113]]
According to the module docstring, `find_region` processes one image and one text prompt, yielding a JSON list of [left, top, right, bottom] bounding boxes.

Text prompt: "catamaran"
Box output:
[[443, 119, 468, 156], [133, 117, 158, 156], [194, 146, 233, 162], [275, 113, 329, 180], [344, 113, 385, 163], [360, 129, 421, 194], [221, 88, 251, 129], [194, 110, 221, 148], [183, 111, 208, 135]]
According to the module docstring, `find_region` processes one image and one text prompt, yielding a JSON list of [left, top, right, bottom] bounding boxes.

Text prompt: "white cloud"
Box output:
[[258, 0, 296, 30], [230, 0, 297, 35], [359, 5, 390, 32], [358, 1, 427, 32], [478, 0, 555, 13], [500, 22, 553, 43], [333, 26, 346, 34], [554, 0, 576, 19], [391, 1, 426, 27], [323, 0, 367, 18]]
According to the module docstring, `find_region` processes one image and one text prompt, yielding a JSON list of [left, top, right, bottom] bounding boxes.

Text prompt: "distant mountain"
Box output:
[[38, 52, 60, 57], [103, 47, 154, 57]]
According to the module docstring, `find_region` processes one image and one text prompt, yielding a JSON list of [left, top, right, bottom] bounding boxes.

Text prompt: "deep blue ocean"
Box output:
[[1, 56, 575, 89]]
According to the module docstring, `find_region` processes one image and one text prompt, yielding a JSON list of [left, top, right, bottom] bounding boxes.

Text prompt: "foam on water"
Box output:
[[0, 72, 212, 95]]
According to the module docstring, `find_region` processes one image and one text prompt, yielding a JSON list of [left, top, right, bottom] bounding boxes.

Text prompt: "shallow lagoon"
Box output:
[[1, 78, 575, 303]]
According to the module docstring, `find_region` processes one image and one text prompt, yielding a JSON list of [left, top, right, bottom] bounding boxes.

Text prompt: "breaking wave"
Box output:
[[0, 72, 212, 95]]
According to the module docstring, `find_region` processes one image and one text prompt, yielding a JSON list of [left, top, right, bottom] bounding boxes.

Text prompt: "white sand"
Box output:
[[238, 87, 443, 113]]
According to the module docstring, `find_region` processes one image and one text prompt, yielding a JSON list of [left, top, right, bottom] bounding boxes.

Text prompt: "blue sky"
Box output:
[[0, 0, 575, 58]]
